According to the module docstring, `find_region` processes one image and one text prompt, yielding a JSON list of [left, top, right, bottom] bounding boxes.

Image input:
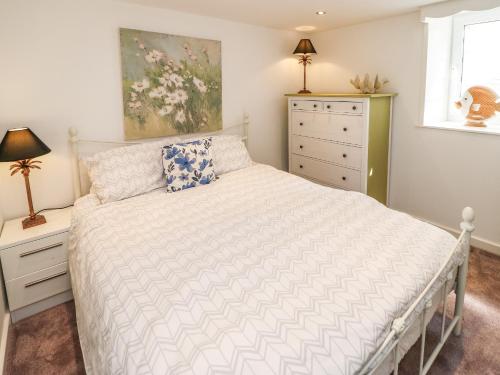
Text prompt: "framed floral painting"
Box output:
[[119, 28, 222, 140]]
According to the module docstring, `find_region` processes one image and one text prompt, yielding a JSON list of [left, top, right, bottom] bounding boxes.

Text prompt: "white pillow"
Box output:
[[85, 137, 180, 203], [212, 135, 252, 175]]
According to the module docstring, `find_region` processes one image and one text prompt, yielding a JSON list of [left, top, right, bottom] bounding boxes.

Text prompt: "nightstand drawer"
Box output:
[[1, 232, 68, 281], [5, 262, 70, 311]]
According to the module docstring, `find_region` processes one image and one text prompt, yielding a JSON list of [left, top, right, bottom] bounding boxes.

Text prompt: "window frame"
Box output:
[[448, 8, 500, 123]]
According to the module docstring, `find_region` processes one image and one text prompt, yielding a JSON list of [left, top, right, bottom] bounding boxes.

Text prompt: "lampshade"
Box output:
[[293, 39, 317, 55], [0, 128, 51, 162]]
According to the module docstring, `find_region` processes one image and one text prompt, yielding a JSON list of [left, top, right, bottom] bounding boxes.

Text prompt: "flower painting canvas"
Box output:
[[119, 28, 222, 140]]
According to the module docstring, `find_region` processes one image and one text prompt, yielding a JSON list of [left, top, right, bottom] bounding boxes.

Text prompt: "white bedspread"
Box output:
[[69, 164, 458, 375]]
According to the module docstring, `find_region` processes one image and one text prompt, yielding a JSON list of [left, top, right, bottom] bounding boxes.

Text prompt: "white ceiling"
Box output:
[[121, 0, 447, 32]]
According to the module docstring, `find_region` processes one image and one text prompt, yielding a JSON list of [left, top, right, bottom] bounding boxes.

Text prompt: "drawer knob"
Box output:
[[299, 165, 303, 169], [299, 145, 303, 149], [343, 127, 347, 132], [313, 104, 317, 108], [293, 103, 297, 107], [300, 122, 304, 126], [327, 105, 331, 109], [352, 105, 357, 110], [342, 153, 347, 158], [342, 176, 346, 181]]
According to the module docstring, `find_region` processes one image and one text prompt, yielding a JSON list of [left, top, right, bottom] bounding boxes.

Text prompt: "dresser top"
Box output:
[[0, 207, 73, 250], [285, 93, 397, 98]]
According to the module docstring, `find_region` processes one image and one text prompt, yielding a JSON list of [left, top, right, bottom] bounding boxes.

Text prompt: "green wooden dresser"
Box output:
[[286, 93, 396, 205]]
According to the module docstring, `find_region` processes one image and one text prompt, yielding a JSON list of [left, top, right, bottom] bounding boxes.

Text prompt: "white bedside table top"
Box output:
[[0, 207, 73, 250]]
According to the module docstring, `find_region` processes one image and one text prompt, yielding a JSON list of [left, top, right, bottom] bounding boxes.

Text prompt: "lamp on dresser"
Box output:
[[293, 39, 317, 94], [0, 127, 51, 229]]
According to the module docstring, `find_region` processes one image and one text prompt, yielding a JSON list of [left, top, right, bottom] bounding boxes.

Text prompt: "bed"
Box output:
[[67, 118, 475, 375]]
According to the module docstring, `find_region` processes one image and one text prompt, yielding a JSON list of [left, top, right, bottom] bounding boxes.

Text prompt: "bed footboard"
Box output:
[[359, 207, 475, 375], [452, 207, 475, 337]]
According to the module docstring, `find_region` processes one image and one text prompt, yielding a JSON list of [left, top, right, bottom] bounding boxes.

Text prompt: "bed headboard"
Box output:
[[69, 114, 250, 200]]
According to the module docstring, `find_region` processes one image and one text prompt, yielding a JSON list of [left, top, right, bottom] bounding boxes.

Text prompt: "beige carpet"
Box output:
[[4, 248, 500, 374]]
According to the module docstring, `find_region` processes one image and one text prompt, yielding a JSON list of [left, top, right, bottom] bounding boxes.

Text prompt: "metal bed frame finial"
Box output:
[[460, 207, 475, 233]]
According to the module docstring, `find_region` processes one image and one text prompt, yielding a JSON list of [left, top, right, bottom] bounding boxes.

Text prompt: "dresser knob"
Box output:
[[313, 104, 317, 108], [299, 165, 303, 169], [352, 105, 357, 111], [342, 153, 347, 158], [293, 103, 297, 107], [342, 176, 346, 181], [327, 105, 331, 109], [299, 145, 303, 149], [300, 122, 304, 126], [343, 127, 347, 132]]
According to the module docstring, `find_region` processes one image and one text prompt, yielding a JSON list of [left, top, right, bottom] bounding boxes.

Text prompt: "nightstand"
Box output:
[[0, 207, 73, 322]]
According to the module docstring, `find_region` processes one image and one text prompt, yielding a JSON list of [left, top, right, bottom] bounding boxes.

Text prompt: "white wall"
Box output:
[[308, 12, 500, 250], [2, 1, 498, 252], [0, 0, 300, 220]]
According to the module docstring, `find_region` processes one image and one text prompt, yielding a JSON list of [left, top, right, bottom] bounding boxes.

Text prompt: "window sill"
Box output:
[[419, 121, 500, 136]]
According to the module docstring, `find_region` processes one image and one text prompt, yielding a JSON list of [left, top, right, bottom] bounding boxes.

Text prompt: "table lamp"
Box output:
[[293, 39, 317, 94], [0, 128, 51, 229]]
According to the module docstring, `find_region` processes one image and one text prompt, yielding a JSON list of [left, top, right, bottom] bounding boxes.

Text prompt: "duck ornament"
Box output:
[[455, 86, 500, 127]]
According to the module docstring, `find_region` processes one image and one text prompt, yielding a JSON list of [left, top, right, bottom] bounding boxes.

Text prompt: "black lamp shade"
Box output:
[[0, 128, 51, 162], [293, 39, 317, 55]]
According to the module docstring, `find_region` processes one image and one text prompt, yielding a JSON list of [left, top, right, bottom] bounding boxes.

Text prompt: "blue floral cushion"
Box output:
[[162, 138, 216, 192]]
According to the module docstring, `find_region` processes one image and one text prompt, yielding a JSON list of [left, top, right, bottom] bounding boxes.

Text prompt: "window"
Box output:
[[422, 7, 500, 132], [449, 9, 500, 124]]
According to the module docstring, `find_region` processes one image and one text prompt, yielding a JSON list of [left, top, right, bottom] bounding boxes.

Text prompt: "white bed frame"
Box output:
[[69, 114, 249, 199], [68, 115, 474, 375]]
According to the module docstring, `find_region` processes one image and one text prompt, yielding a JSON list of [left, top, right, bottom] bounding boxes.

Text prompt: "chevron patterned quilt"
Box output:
[[69, 164, 458, 375]]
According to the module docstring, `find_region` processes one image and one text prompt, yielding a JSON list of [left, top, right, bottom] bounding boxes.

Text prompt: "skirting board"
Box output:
[[415, 216, 500, 257], [0, 312, 10, 374]]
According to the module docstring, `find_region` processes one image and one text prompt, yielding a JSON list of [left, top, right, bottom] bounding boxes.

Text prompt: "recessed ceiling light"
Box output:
[[316, 11, 327, 15], [295, 25, 316, 32]]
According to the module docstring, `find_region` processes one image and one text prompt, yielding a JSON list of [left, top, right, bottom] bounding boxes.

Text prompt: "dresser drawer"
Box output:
[[291, 135, 363, 170], [291, 112, 364, 145], [291, 154, 361, 191], [291, 112, 329, 138], [6, 262, 71, 311], [325, 101, 363, 114], [291, 100, 323, 111], [1, 232, 68, 281]]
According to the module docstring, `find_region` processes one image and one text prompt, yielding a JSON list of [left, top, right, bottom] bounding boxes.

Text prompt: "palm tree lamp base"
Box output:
[[22, 214, 46, 230], [293, 39, 316, 96], [0, 127, 52, 230]]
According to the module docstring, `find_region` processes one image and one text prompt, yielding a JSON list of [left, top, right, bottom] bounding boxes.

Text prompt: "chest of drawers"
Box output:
[[287, 94, 395, 205]]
